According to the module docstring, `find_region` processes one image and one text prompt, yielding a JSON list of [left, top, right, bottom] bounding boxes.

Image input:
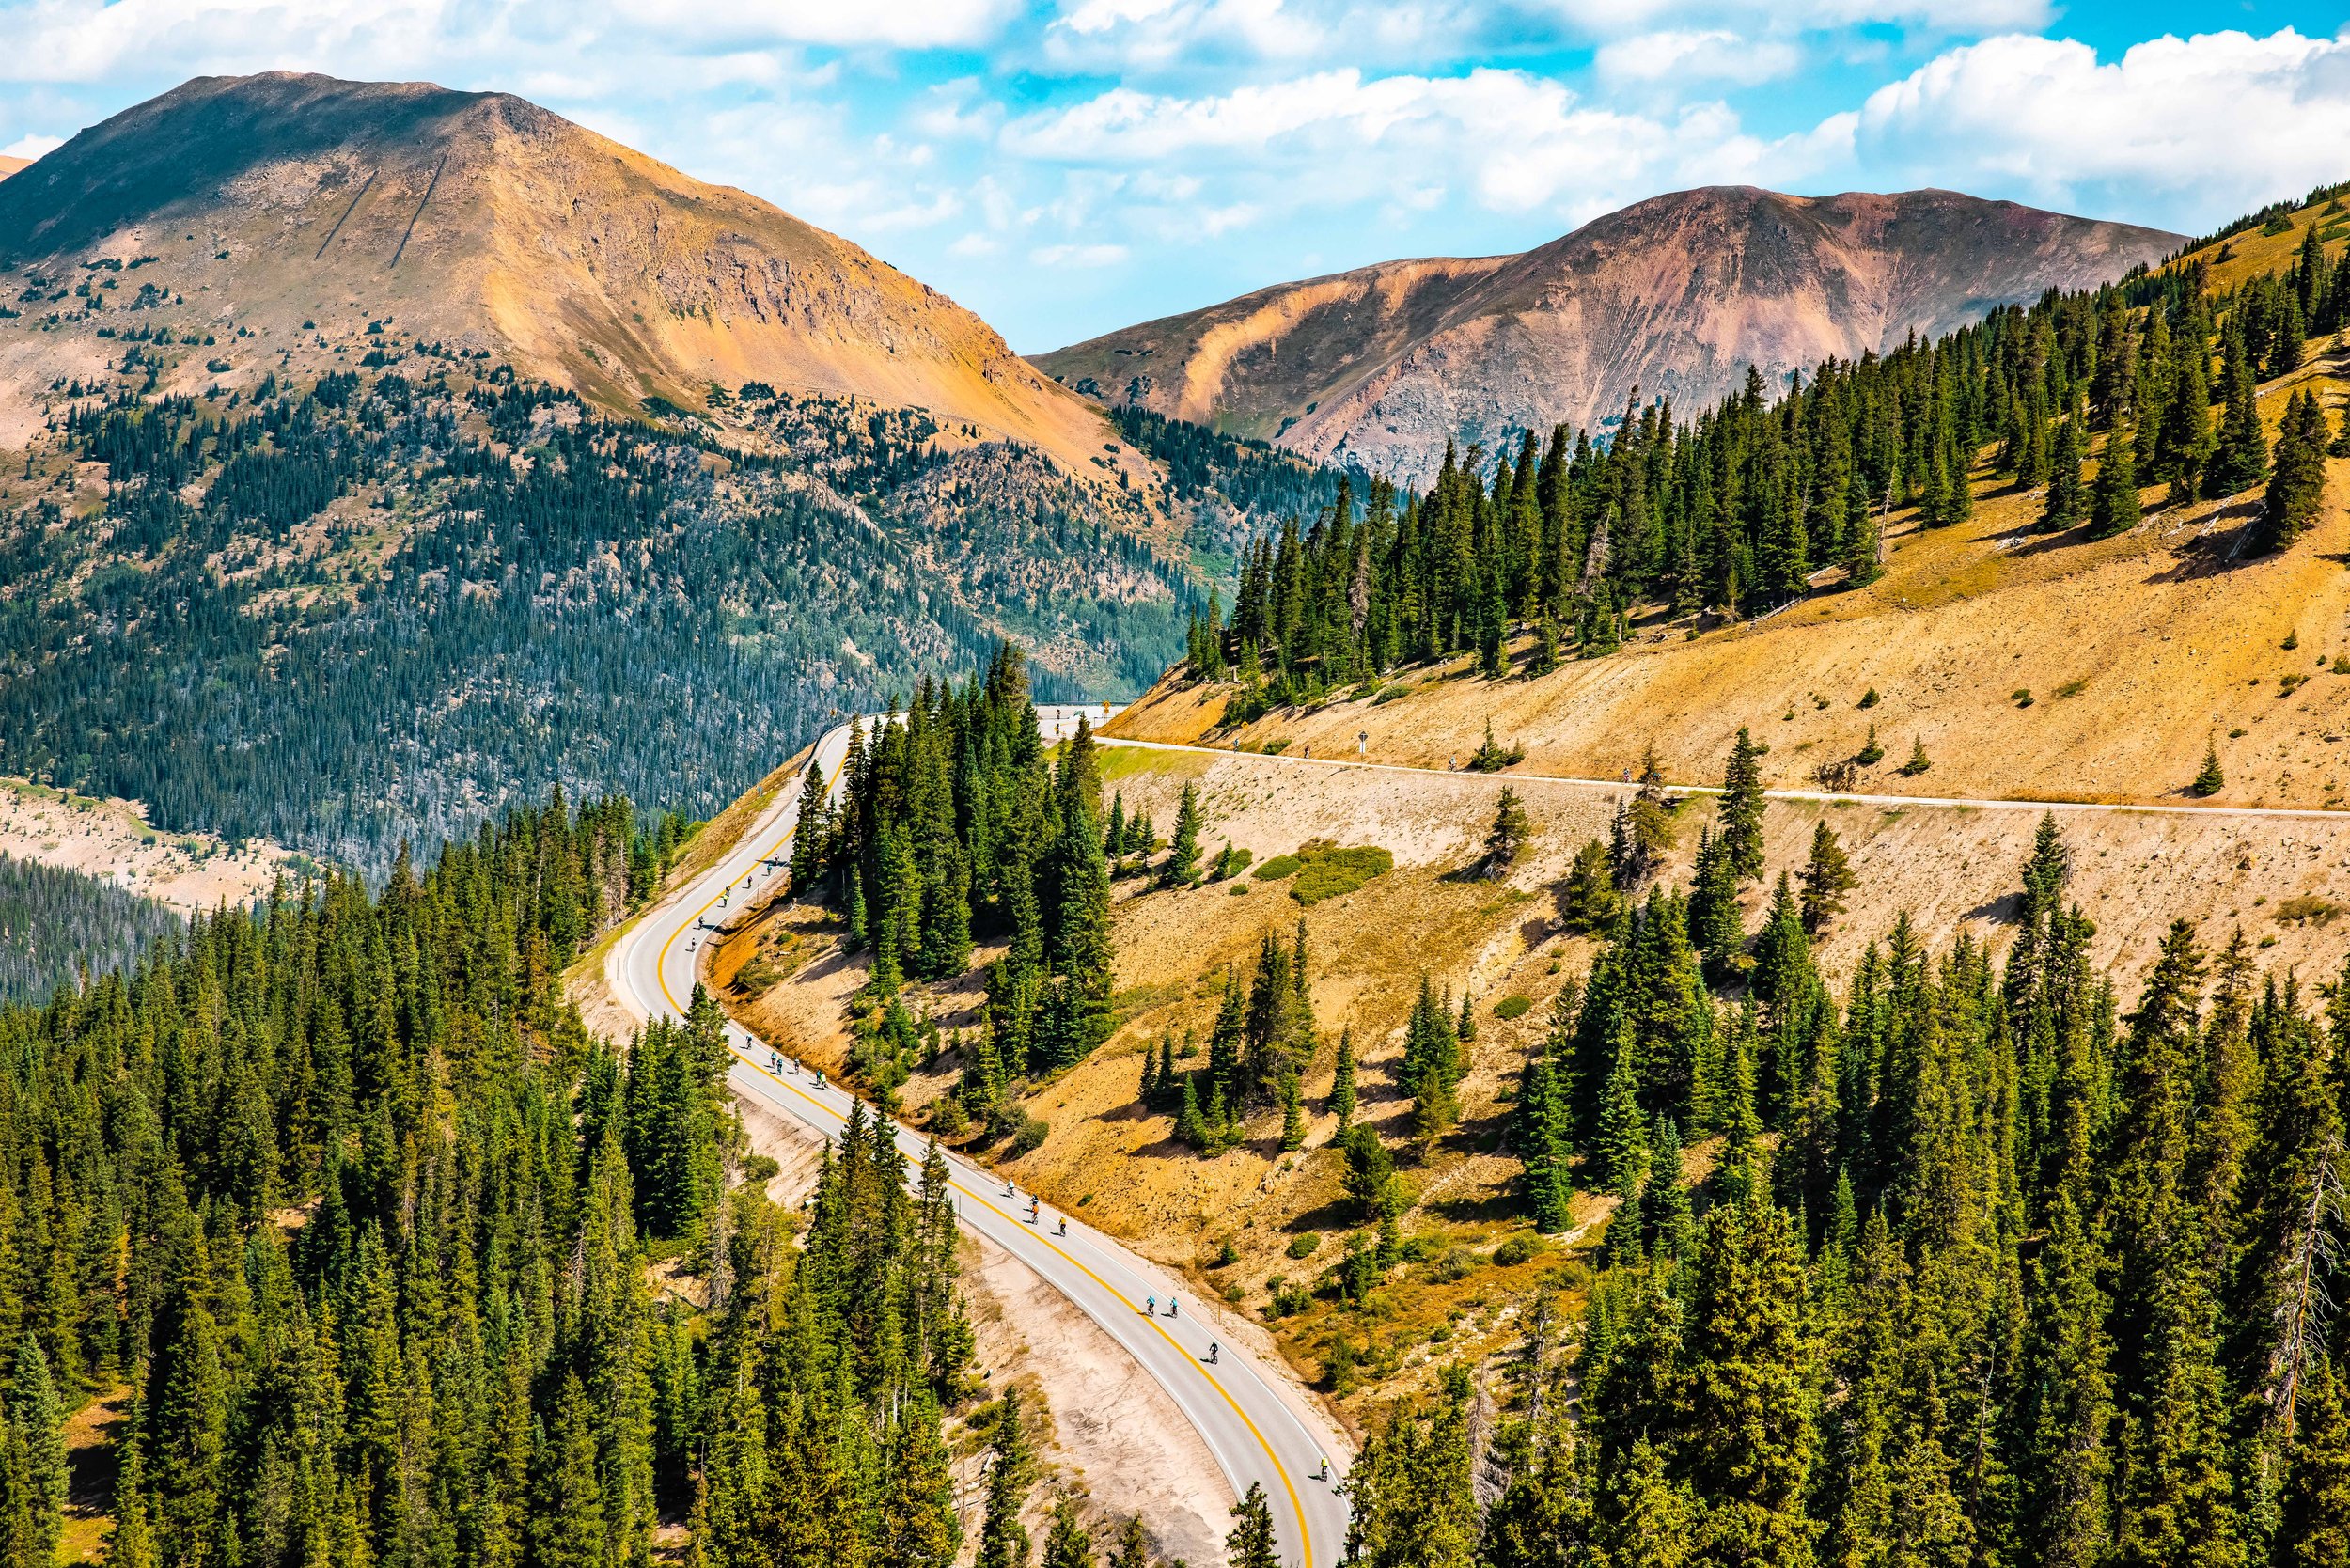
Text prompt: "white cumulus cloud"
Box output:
[[1597, 29, 1800, 86], [1032, 241, 1129, 266], [1847, 27, 2350, 227]]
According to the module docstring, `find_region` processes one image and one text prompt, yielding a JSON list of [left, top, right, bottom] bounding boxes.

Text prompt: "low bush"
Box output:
[[1254, 854, 1303, 881], [1286, 1232, 1321, 1260], [1424, 1246, 1480, 1284], [1009, 1116, 1049, 1156], [1493, 1234, 1540, 1268], [1292, 846, 1393, 905], [1493, 995, 1533, 1021]]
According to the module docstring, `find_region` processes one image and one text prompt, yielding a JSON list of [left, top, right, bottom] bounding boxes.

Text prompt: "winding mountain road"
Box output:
[[604, 710, 1349, 1568]]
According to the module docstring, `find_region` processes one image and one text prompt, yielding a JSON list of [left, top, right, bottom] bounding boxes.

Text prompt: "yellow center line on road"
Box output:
[[648, 734, 1320, 1565]]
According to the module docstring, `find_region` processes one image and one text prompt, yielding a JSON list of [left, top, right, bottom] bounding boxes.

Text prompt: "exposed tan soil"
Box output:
[[0, 776, 298, 912]]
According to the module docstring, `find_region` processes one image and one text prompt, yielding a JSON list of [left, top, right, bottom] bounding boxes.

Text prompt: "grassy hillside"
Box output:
[[1109, 342, 2350, 810]]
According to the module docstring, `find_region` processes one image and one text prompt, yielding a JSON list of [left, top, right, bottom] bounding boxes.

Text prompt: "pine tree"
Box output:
[[8, 1336, 65, 1568], [1595, 1009, 1650, 1189], [789, 758, 831, 891], [978, 1388, 1037, 1568], [2014, 1183, 2115, 1567], [1278, 1071, 1305, 1152], [1560, 838, 1623, 933], [1176, 1073, 1208, 1151], [1163, 781, 1203, 887], [1329, 1028, 1357, 1130], [2257, 387, 2329, 553], [2208, 328, 2269, 496], [1341, 1124, 1396, 1222], [1718, 727, 1768, 881], [1518, 1042, 1574, 1232], [1226, 1481, 1280, 1568], [532, 1372, 611, 1568], [2087, 421, 2141, 539], [1686, 1198, 1820, 1566], [1109, 1515, 1153, 1568], [1485, 786, 1531, 875], [1796, 821, 1856, 936], [1042, 1498, 1098, 1568], [1898, 736, 1930, 776], [1686, 827, 1745, 976], [2276, 1353, 2350, 1566], [2044, 406, 2086, 528], [2192, 738, 2225, 797]]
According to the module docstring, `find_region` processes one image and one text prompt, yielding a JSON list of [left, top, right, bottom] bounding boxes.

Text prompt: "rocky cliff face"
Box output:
[[0, 72, 1115, 469], [1040, 186, 2182, 486]]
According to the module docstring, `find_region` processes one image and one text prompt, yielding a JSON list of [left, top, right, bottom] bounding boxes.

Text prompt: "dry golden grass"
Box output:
[[1112, 348, 2350, 813]]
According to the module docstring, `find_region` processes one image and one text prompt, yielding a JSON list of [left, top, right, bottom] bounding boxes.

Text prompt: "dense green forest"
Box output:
[[0, 369, 1193, 876], [0, 788, 1185, 1567], [0, 854, 185, 1007], [1181, 198, 2349, 702], [791, 649, 1120, 1124], [1313, 751, 2350, 1566]]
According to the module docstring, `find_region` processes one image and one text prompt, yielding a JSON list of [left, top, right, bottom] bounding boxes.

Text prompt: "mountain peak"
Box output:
[[1040, 184, 2182, 485], [0, 71, 1109, 468]]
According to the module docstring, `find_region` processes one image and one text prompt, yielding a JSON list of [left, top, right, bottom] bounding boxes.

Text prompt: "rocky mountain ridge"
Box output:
[[1040, 186, 2183, 485]]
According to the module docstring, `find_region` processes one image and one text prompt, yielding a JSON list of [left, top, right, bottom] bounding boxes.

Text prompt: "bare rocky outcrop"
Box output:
[[1040, 186, 2182, 487]]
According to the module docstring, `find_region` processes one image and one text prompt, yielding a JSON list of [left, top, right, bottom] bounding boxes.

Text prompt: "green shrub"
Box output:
[[1291, 845, 1393, 905], [1254, 854, 1303, 881], [1286, 1232, 1321, 1259], [1494, 1234, 1539, 1267], [1424, 1246, 1480, 1284], [1493, 995, 1533, 1021], [1213, 1238, 1240, 1266], [742, 1153, 780, 1184], [2274, 896, 2343, 926], [1372, 683, 1413, 706], [1009, 1116, 1049, 1156]]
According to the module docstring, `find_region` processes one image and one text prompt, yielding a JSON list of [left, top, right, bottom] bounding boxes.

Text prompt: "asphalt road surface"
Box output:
[[605, 707, 1348, 1567]]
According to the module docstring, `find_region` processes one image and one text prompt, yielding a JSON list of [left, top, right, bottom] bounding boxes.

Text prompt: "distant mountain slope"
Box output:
[[0, 72, 1116, 471], [0, 156, 27, 180], [1040, 186, 2181, 485]]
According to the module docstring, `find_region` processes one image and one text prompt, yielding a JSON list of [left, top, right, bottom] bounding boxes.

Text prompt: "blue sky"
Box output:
[[3, 2, 2347, 352]]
